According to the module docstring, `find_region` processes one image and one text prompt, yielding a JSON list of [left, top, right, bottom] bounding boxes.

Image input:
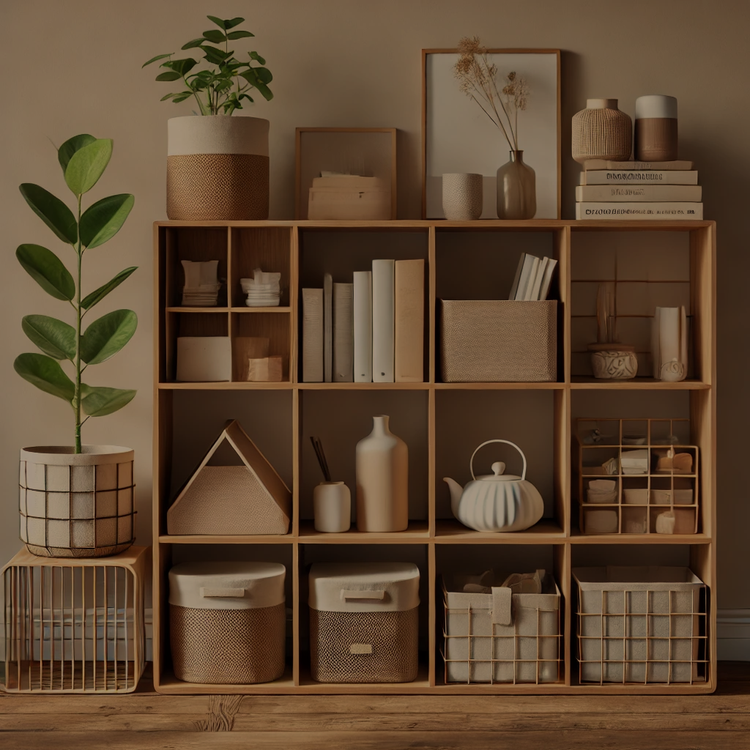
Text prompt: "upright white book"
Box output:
[[576, 184, 702, 202], [581, 170, 699, 185], [514, 253, 539, 300], [538, 257, 558, 301], [302, 288, 323, 382], [371, 259, 395, 382], [394, 258, 425, 383], [527, 257, 549, 301], [323, 272, 333, 382], [353, 270, 373, 382], [576, 202, 703, 220], [333, 282, 354, 382]]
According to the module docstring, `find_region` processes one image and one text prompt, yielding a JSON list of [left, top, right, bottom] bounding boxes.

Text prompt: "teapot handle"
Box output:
[[470, 439, 527, 480]]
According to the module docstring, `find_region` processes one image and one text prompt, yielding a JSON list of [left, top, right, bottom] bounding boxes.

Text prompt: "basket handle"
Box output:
[[200, 587, 245, 598], [470, 439, 527, 481], [342, 589, 386, 600], [491, 586, 513, 626]]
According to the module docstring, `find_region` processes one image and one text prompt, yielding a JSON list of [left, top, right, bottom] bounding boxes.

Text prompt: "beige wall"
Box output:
[[1, 0, 747, 607]]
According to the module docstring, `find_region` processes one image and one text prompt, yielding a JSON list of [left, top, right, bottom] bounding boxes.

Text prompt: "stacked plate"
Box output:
[[241, 268, 281, 307], [182, 260, 222, 307]]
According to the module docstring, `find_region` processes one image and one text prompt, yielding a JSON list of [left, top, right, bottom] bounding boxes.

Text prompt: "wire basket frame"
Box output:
[[575, 572, 709, 685], [2, 546, 148, 693]]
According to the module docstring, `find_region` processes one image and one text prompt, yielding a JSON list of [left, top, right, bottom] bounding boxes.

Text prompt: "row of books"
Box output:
[[575, 159, 704, 220], [302, 259, 424, 383], [509, 253, 558, 301]]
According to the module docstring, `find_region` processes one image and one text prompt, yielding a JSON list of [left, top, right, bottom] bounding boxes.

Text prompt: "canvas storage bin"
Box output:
[[574, 566, 708, 684], [169, 561, 286, 684], [442, 570, 562, 684], [309, 562, 420, 683], [440, 300, 557, 382]]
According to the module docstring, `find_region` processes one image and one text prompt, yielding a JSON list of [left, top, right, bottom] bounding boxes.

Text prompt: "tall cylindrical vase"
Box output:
[[635, 95, 678, 161], [355, 415, 408, 532], [571, 99, 632, 163], [496, 150, 536, 220]]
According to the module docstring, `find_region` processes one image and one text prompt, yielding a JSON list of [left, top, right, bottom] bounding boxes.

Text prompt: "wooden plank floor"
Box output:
[[1, 663, 749, 749]]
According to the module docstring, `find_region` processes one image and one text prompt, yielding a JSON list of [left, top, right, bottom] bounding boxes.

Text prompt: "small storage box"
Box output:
[[574, 566, 708, 684], [169, 561, 286, 684], [309, 562, 420, 683], [442, 571, 562, 684], [440, 299, 557, 382]]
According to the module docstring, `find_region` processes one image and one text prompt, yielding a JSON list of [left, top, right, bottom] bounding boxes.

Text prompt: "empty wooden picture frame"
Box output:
[[422, 48, 561, 220], [295, 127, 397, 219]]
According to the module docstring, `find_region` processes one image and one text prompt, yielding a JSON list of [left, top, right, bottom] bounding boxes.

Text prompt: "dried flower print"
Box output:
[[454, 37, 530, 151]]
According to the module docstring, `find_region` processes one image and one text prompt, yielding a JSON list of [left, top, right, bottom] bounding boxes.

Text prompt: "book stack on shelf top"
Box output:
[[302, 259, 425, 384], [575, 159, 703, 220]]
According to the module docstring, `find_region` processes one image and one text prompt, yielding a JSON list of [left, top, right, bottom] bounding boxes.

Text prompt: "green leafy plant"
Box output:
[[143, 15, 273, 116], [14, 135, 137, 453]]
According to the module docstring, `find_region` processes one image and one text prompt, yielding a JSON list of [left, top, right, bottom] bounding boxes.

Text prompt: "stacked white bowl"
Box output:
[[241, 268, 281, 307]]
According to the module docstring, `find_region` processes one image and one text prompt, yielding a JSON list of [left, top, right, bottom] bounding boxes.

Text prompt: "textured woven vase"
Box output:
[[442, 173, 483, 220], [572, 99, 632, 163], [19, 445, 136, 558], [496, 150, 536, 219], [167, 115, 269, 220]]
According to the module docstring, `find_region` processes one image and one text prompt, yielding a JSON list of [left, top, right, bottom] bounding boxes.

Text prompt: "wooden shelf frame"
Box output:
[[152, 219, 716, 695]]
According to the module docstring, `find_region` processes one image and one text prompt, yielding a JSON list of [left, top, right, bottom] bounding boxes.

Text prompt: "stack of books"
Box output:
[[302, 259, 425, 383], [509, 253, 558, 301], [575, 159, 703, 220]]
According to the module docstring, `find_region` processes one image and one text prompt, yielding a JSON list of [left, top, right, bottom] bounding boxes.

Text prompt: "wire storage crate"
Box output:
[[2, 546, 149, 693], [574, 566, 708, 685], [441, 571, 562, 684]]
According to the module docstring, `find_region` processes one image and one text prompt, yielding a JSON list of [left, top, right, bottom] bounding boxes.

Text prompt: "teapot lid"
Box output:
[[476, 462, 521, 482]]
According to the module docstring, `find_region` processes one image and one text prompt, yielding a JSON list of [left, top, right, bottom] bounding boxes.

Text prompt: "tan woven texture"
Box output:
[[310, 607, 419, 683], [440, 300, 557, 382], [167, 154, 269, 220], [170, 603, 285, 684], [572, 107, 632, 162], [167, 466, 290, 535]]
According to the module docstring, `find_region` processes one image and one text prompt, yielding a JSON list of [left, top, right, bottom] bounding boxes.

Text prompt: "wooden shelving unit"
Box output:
[[153, 219, 716, 694]]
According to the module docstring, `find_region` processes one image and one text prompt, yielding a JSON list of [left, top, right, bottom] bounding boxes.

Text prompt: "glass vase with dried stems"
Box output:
[[454, 37, 536, 219]]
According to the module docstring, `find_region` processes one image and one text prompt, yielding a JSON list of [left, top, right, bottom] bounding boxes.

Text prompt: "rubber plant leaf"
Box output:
[[80, 309, 138, 365], [80, 193, 135, 249], [81, 267, 137, 310], [81, 386, 137, 417], [16, 244, 75, 300], [64, 139, 113, 195], [14, 352, 75, 402], [21, 315, 76, 360], [19, 184, 77, 245]]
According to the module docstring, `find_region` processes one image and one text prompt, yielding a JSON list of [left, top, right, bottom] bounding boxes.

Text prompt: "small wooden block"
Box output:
[[234, 337, 270, 381], [247, 355, 283, 382]]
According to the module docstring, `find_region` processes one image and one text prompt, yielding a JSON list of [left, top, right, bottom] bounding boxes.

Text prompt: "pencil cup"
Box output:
[[313, 482, 351, 532], [442, 173, 483, 220]]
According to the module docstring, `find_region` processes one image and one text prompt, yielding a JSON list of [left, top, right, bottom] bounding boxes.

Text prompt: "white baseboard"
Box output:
[[2, 608, 748, 664]]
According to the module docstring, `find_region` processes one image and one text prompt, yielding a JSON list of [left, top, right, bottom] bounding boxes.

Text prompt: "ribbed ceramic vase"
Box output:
[[167, 115, 269, 221], [572, 99, 632, 163], [496, 150, 536, 219], [355, 415, 408, 532]]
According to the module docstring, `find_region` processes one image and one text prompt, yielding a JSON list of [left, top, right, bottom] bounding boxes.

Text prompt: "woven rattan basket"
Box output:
[[309, 562, 420, 683], [169, 561, 286, 684], [440, 300, 557, 382]]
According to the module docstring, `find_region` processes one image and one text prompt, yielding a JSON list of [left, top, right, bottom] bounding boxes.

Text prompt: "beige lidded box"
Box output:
[[574, 566, 708, 684], [442, 571, 562, 684], [308, 562, 420, 683], [440, 300, 557, 382], [169, 561, 286, 685]]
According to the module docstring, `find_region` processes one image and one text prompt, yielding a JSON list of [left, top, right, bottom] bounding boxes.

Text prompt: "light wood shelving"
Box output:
[[153, 219, 716, 694]]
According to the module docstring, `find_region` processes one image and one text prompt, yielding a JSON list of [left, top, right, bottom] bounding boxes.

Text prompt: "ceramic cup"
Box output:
[[313, 481, 351, 532], [442, 173, 483, 220]]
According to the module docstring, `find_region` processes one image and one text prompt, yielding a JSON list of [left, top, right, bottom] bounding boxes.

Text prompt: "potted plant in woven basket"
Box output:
[[15, 134, 138, 557], [144, 14, 274, 220]]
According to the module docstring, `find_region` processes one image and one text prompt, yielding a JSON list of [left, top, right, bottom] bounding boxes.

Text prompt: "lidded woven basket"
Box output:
[[169, 561, 286, 684], [572, 99, 632, 163], [309, 562, 420, 683]]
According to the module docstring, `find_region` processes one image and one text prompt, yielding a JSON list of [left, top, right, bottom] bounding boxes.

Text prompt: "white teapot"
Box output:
[[443, 439, 544, 532]]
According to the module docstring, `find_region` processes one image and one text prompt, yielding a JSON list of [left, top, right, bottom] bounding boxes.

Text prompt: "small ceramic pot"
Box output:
[[589, 344, 638, 380], [313, 481, 351, 533]]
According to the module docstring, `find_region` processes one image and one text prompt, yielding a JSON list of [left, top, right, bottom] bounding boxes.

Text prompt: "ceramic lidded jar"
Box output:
[[635, 95, 678, 161], [443, 439, 544, 532], [572, 99, 632, 163]]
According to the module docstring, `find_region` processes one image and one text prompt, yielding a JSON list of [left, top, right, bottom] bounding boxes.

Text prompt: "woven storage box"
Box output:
[[574, 566, 708, 684], [169, 561, 286, 684], [2, 546, 148, 693], [309, 562, 420, 683], [440, 300, 557, 382], [442, 571, 562, 684]]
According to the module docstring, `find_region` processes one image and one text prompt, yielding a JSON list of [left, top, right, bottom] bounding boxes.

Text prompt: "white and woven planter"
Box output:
[[19, 445, 136, 558], [167, 115, 270, 221]]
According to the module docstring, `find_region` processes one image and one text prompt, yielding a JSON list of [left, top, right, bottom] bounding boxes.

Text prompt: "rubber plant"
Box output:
[[14, 135, 137, 453], [143, 15, 273, 115]]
